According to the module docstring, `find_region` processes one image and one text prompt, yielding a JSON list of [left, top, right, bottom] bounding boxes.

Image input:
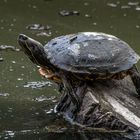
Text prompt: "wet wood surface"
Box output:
[[56, 76, 140, 132]]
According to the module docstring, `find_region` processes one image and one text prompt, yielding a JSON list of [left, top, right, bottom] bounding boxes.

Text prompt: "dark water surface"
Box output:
[[0, 0, 140, 139]]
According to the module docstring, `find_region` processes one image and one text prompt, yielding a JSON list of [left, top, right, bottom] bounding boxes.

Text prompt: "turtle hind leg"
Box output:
[[129, 65, 140, 95]]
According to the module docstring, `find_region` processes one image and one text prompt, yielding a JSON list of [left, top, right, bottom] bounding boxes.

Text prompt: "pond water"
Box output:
[[0, 0, 140, 139]]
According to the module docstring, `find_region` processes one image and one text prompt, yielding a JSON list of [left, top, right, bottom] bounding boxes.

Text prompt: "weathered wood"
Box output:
[[56, 76, 140, 132]]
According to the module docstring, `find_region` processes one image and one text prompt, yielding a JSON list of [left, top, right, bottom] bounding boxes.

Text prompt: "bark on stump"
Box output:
[[56, 76, 140, 132]]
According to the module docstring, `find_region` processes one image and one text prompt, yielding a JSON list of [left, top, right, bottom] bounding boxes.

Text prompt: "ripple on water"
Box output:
[[0, 58, 3, 62], [36, 31, 52, 37], [33, 95, 56, 102], [107, 3, 118, 8], [23, 81, 52, 89], [0, 45, 18, 51], [0, 131, 15, 139], [136, 7, 140, 11], [0, 93, 10, 97], [59, 10, 80, 16], [26, 24, 51, 31], [128, 2, 139, 6], [121, 5, 131, 9], [45, 108, 54, 114]]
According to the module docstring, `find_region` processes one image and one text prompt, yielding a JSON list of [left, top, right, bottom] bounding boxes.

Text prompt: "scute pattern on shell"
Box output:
[[44, 32, 140, 74]]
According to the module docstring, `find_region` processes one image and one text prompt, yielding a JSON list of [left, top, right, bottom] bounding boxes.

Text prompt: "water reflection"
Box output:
[[0, 130, 136, 140]]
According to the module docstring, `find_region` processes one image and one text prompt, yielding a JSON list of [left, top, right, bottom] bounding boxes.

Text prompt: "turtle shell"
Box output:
[[44, 32, 140, 75]]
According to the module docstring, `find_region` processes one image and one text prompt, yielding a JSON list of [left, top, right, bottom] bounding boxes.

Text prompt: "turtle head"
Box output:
[[18, 34, 47, 66]]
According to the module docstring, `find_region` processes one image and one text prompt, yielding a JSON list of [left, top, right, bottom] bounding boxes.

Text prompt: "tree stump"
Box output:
[[56, 75, 140, 132]]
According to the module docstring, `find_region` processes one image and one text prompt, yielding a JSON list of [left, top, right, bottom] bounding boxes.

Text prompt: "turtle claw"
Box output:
[[44, 73, 55, 79], [38, 67, 49, 77]]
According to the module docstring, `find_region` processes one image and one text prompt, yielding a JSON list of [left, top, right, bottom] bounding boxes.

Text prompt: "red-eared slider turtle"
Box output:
[[18, 32, 140, 109]]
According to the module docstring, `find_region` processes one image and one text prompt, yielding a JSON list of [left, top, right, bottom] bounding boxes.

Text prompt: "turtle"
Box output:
[[18, 32, 140, 109]]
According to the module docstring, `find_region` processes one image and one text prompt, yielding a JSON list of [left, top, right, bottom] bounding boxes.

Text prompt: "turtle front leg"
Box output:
[[61, 75, 80, 110], [129, 65, 140, 95], [38, 67, 62, 83], [39, 67, 80, 110], [65, 83, 81, 112]]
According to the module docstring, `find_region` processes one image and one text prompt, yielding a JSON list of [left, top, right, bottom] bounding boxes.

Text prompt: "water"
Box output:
[[0, 0, 140, 139]]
